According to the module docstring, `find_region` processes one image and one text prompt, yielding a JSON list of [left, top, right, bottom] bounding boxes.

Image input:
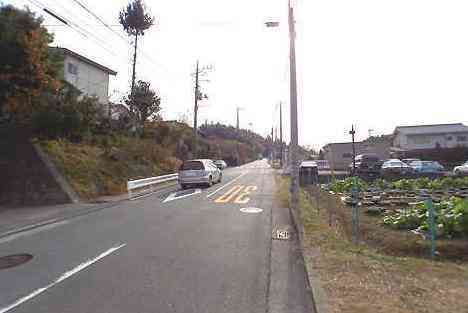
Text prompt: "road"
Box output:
[[0, 160, 313, 313]]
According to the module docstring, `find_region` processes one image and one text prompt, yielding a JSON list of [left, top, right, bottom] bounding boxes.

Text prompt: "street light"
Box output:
[[265, 1, 299, 211]]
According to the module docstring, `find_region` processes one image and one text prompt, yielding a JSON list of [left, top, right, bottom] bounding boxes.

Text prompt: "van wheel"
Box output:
[[218, 173, 222, 183]]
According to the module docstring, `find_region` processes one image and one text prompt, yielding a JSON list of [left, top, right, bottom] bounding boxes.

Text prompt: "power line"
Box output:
[[27, 0, 118, 56], [62, 0, 174, 78]]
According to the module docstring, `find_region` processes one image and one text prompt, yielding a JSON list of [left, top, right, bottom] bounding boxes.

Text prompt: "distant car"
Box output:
[[380, 159, 414, 177], [178, 159, 222, 189], [314, 159, 330, 171], [454, 161, 468, 176], [410, 161, 444, 174], [349, 154, 381, 177], [402, 158, 420, 165], [213, 160, 227, 169]]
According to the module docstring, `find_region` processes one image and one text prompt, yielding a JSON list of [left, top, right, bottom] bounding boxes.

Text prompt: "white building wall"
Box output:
[[63, 55, 110, 105], [398, 132, 468, 150]]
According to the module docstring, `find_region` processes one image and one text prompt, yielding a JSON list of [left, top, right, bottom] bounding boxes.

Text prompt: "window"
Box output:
[[409, 135, 431, 145], [457, 135, 467, 142], [447, 136, 453, 141], [342, 153, 352, 158], [68, 63, 78, 75], [181, 161, 204, 170]]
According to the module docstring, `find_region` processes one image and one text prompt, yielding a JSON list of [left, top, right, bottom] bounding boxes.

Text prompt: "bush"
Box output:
[[32, 95, 102, 140]]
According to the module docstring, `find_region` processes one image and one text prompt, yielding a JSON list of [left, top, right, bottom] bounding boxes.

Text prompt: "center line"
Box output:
[[0, 243, 126, 313], [206, 172, 247, 198]]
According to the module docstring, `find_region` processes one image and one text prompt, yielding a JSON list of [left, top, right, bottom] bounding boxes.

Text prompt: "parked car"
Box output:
[[454, 161, 468, 176], [213, 159, 227, 169], [402, 158, 420, 165], [178, 159, 222, 189], [410, 161, 444, 175], [380, 159, 414, 177], [348, 154, 381, 177]]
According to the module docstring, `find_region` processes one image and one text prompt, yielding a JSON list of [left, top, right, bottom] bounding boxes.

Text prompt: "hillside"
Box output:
[[41, 121, 268, 199]]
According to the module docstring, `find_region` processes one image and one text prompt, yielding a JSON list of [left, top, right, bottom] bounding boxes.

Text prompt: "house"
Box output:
[[322, 136, 392, 170], [392, 123, 468, 152], [51, 47, 117, 108]]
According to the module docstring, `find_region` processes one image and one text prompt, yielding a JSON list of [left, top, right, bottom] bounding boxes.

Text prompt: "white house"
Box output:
[[393, 123, 468, 151], [52, 47, 117, 107]]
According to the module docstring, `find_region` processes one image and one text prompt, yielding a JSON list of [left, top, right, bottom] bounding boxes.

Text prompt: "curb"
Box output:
[[288, 205, 329, 313]]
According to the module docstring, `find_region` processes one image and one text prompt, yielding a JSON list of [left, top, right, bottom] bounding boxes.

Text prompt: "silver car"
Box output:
[[213, 159, 227, 169], [178, 159, 222, 189], [454, 161, 468, 176]]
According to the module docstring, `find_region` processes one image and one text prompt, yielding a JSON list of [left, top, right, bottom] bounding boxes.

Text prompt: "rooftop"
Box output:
[[395, 123, 468, 135], [51, 47, 117, 75]]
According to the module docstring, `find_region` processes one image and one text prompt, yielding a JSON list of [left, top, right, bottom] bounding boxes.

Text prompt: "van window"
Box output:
[[181, 161, 204, 170]]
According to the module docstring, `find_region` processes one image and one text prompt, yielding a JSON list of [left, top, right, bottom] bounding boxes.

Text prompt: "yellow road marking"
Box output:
[[213, 185, 258, 204], [233, 186, 258, 204], [214, 185, 244, 203]]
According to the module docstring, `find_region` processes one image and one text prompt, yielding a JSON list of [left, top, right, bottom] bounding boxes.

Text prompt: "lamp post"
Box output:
[[265, 0, 299, 210]]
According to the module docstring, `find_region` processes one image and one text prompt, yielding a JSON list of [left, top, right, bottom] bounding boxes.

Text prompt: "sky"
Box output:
[[5, 0, 468, 149]]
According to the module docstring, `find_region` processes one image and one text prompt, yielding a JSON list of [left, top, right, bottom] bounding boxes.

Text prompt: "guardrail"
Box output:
[[127, 173, 179, 199]]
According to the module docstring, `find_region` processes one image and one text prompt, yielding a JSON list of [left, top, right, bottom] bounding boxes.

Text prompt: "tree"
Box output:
[[119, 0, 154, 94], [123, 80, 161, 131], [0, 5, 62, 121]]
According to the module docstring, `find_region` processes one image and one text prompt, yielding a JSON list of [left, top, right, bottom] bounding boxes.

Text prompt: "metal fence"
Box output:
[[127, 173, 178, 199]]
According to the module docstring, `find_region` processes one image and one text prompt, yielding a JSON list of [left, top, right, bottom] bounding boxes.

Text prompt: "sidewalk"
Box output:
[[0, 193, 129, 237]]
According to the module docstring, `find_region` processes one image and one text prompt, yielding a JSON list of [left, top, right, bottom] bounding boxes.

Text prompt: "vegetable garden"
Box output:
[[317, 176, 468, 259]]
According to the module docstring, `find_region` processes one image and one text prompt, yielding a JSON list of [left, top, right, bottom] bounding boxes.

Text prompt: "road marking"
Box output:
[[206, 172, 247, 198], [214, 185, 244, 203], [163, 189, 202, 203], [0, 243, 126, 313], [233, 186, 258, 204], [239, 207, 263, 213], [0, 220, 69, 245]]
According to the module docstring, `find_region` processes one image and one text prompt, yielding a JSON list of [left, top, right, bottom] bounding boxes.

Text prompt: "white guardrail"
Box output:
[[127, 173, 179, 199]]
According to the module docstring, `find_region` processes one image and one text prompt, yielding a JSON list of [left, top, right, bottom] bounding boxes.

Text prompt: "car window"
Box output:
[[181, 161, 204, 170]]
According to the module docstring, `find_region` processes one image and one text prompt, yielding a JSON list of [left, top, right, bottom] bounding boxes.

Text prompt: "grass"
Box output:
[[275, 176, 468, 313], [40, 136, 181, 199]]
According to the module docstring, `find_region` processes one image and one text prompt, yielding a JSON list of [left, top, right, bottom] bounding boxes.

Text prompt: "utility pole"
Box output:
[[279, 101, 283, 167], [192, 61, 212, 157], [288, 1, 300, 211], [193, 60, 200, 156], [236, 107, 240, 131]]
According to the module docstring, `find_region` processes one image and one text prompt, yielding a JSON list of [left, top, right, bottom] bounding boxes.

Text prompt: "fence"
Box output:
[[127, 173, 178, 199]]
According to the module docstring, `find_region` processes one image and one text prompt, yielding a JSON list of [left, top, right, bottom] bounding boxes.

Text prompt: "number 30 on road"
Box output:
[[214, 185, 257, 204]]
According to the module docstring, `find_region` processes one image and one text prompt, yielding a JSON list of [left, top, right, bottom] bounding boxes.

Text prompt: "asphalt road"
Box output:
[[0, 160, 313, 313]]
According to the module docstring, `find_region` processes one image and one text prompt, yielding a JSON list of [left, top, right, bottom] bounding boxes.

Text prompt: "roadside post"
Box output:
[[426, 199, 436, 259], [351, 176, 360, 244]]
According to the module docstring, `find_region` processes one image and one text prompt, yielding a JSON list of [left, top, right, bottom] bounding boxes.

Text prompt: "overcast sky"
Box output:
[[5, 0, 468, 149]]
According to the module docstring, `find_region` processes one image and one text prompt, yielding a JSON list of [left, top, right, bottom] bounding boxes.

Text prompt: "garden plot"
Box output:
[[318, 177, 468, 259]]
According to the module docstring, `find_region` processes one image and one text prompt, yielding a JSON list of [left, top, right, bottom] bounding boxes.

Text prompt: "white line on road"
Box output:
[[0, 243, 126, 313], [163, 189, 202, 203], [206, 172, 247, 198]]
